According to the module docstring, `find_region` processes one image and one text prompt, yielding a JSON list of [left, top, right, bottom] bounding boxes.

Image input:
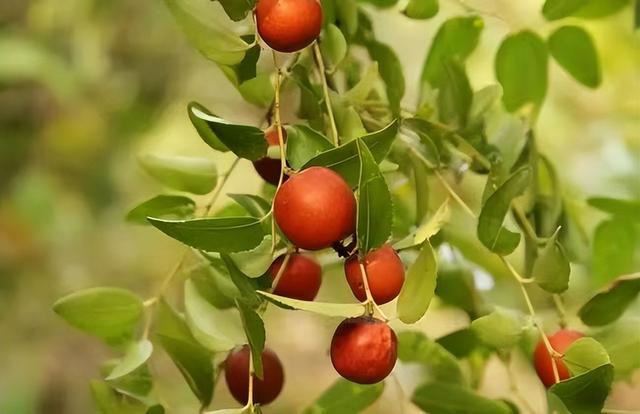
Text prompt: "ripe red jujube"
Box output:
[[344, 244, 405, 305], [269, 253, 322, 301], [274, 166, 356, 250], [256, 0, 323, 53], [253, 127, 286, 186], [224, 346, 284, 405], [330, 317, 398, 384], [534, 329, 584, 388]]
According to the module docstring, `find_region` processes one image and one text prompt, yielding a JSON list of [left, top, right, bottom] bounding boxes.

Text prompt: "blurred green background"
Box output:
[[1, 0, 638, 413]]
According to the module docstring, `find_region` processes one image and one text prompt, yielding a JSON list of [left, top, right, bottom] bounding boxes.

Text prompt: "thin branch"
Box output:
[[358, 261, 389, 321], [312, 42, 339, 146]]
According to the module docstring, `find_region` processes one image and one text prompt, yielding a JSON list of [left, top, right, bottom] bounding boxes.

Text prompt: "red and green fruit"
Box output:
[[534, 329, 584, 388], [224, 346, 285, 405]]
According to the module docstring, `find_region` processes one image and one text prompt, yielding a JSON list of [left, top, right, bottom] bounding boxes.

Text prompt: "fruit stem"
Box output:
[[203, 157, 241, 217], [246, 348, 255, 413], [358, 261, 389, 321], [271, 51, 288, 252], [312, 42, 339, 146], [270, 252, 292, 292]]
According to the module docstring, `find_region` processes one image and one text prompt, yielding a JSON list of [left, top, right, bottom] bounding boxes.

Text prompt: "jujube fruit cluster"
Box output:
[[255, 0, 323, 53]]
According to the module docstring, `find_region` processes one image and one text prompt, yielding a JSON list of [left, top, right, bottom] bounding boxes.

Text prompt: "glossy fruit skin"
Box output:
[[253, 128, 287, 186], [344, 244, 405, 305], [274, 166, 356, 250], [256, 0, 323, 53], [330, 317, 398, 384], [224, 346, 284, 405], [269, 253, 322, 301], [534, 329, 584, 388]]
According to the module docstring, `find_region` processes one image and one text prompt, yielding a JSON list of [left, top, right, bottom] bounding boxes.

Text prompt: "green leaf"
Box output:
[[594, 320, 640, 379], [421, 16, 484, 89], [356, 139, 393, 253], [163, 0, 251, 65], [495, 31, 548, 112], [402, 117, 443, 167], [91, 380, 150, 414], [548, 26, 601, 88], [285, 125, 333, 170], [215, 0, 255, 21], [190, 260, 239, 309], [344, 63, 380, 103], [471, 309, 524, 349], [236, 300, 266, 379], [126, 195, 196, 224], [437, 60, 472, 128], [229, 236, 273, 278], [412, 382, 512, 414], [542, 0, 589, 20], [139, 154, 217, 195], [257, 291, 365, 318], [436, 328, 480, 358], [187, 102, 228, 152], [397, 241, 438, 324], [365, 40, 405, 115], [477, 167, 531, 255], [228, 194, 271, 218], [574, 0, 631, 18], [563, 337, 610, 376], [404, 0, 439, 19], [397, 331, 464, 384], [53, 287, 143, 343], [220, 254, 263, 307], [592, 219, 637, 285], [303, 120, 399, 187], [548, 364, 613, 414], [155, 299, 195, 342], [148, 216, 264, 253], [156, 334, 214, 407], [303, 379, 384, 414], [321, 24, 348, 71], [587, 197, 640, 220], [205, 409, 248, 414], [184, 280, 245, 352], [435, 267, 481, 317], [336, 0, 359, 37], [237, 74, 275, 108], [532, 228, 571, 293], [578, 274, 640, 326], [394, 199, 450, 250], [359, 0, 399, 7], [188, 105, 267, 161], [107, 340, 153, 381]]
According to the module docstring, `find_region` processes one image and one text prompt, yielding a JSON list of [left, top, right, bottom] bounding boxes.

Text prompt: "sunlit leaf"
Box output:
[[53, 288, 143, 343], [397, 241, 437, 324], [321, 24, 348, 71], [563, 337, 610, 376], [139, 154, 218, 195], [257, 291, 365, 318], [106, 340, 153, 381], [285, 125, 333, 170], [397, 331, 464, 384], [229, 236, 273, 278], [592, 219, 637, 285], [404, 0, 439, 19], [495, 31, 548, 112], [126, 195, 196, 224], [412, 382, 512, 414], [302, 379, 384, 414], [365, 40, 405, 115], [542, 0, 589, 20], [471, 309, 524, 349], [548, 26, 601, 88]]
